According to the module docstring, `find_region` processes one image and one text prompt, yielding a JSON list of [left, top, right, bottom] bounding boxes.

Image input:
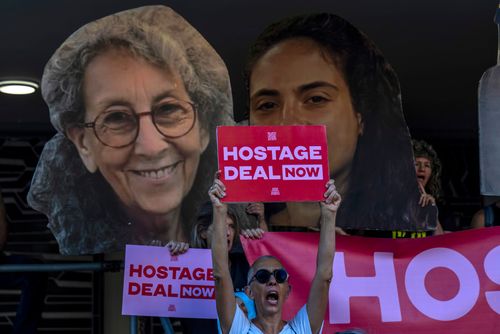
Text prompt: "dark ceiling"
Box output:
[[0, 0, 497, 139]]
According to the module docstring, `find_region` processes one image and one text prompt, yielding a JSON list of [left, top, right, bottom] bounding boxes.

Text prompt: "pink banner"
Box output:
[[217, 125, 329, 202], [242, 228, 500, 333], [122, 245, 216, 318]]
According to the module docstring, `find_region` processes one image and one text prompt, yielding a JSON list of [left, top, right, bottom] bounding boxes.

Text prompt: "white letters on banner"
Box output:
[[329, 247, 500, 324]]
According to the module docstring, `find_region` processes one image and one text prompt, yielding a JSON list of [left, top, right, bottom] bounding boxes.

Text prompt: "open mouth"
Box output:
[[132, 161, 181, 180], [266, 291, 279, 305]]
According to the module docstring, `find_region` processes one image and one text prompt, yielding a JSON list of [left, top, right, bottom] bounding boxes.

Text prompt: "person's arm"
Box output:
[[0, 192, 7, 251], [241, 203, 268, 239], [246, 202, 268, 231], [209, 173, 236, 334], [306, 180, 341, 334], [471, 209, 485, 229]]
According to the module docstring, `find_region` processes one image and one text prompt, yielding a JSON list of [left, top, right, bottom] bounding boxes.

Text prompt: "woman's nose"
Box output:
[[267, 275, 278, 285], [134, 115, 169, 156], [279, 103, 308, 125]]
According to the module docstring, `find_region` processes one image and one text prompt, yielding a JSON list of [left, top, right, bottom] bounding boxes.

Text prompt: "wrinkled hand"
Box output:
[[241, 228, 265, 239], [246, 202, 265, 220], [165, 240, 189, 255], [208, 171, 227, 213], [320, 179, 342, 213]]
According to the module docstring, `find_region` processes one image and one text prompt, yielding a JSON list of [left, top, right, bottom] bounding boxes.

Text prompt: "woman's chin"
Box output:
[[123, 196, 183, 220]]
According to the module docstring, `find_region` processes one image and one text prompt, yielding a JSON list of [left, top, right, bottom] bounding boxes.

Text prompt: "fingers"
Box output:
[[419, 194, 425, 206], [246, 202, 263, 211], [323, 179, 336, 201], [209, 180, 226, 197], [180, 242, 189, 253], [335, 227, 349, 236], [417, 181, 426, 194], [419, 194, 436, 207], [208, 170, 226, 205], [241, 228, 265, 239], [166, 241, 189, 255], [428, 195, 436, 205], [150, 239, 162, 247], [246, 204, 256, 214], [321, 179, 342, 213], [324, 180, 341, 204], [246, 202, 264, 217]]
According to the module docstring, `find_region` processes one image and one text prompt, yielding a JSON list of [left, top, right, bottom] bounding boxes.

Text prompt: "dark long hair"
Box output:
[[244, 13, 435, 230]]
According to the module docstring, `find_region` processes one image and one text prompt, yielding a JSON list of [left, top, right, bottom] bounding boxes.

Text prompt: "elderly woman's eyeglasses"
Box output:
[[249, 268, 289, 284], [80, 99, 196, 148]]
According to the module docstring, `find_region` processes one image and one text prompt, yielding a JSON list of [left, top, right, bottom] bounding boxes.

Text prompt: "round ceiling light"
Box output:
[[0, 80, 39, 95]]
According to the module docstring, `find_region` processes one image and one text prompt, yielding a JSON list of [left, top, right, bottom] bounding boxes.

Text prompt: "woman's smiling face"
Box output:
[[68, 48, 209, 217]]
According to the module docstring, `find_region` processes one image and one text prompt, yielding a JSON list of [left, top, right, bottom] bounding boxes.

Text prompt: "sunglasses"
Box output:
[[250, 268, 289, 284]]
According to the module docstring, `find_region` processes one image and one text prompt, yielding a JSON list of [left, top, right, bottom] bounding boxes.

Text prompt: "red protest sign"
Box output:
[[217, 125, 329, 202], [241, 228, 500, 334]]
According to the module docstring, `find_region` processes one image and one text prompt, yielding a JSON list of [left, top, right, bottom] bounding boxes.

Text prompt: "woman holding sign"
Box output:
[[210, 172, 340, 334], [243, 13, 436, 233], [27, 6, 233, 254]]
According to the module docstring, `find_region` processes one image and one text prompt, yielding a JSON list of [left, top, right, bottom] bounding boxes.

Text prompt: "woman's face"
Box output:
[[68, 49, 209, 217], [204, 216, 236, 250], [415, 156, 432, 188], [249, 38, 363, 180], [247, 257, 290, 316]]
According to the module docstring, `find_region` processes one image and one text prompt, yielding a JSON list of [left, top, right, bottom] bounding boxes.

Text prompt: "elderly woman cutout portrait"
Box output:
[[28, 6, 233, 254]]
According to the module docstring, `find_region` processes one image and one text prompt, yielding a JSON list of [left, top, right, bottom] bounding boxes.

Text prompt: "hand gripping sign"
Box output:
[[217, 125, 329, 202]]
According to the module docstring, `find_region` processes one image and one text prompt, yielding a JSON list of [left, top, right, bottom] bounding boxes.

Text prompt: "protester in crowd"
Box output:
[[0, 191, 48, 334], [27, 6, 233, 254], [364, 139, 445, 237], [413, 139, 443, 207], [242, 13, 436, 233], [166, 201, 253, 334], [192, 201, 251, 291], [412, 139, 445, 235], [210, 172, 340, 334], [471, 199, 500, 228]]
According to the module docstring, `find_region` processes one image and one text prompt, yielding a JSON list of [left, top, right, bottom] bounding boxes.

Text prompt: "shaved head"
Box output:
[[247, 255, 284, 284]]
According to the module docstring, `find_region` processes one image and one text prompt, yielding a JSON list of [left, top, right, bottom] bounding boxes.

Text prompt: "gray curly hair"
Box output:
[[43, 5, 231, 137], [28, 6, 234, 254]]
